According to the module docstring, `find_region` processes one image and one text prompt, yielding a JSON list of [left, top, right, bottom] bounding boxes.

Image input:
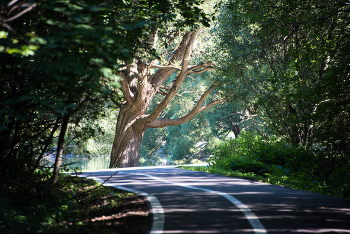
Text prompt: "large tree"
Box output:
[[109, 28, 227, 168]]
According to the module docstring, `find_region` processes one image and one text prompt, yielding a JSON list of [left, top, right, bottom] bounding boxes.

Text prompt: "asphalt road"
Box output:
[[76, 166, 350, 234]]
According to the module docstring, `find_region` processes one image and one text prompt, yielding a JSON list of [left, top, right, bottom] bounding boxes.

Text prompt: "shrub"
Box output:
[[207, 130, 350, 201]]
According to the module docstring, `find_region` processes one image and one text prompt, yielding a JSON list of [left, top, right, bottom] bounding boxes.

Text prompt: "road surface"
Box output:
[[76, 166, 350, 234]]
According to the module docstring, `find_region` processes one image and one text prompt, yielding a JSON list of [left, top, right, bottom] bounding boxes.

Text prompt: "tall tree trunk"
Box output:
[[110, 124, 144, 168], [110, 106, 146, 168], [52, 114, 69, 185]]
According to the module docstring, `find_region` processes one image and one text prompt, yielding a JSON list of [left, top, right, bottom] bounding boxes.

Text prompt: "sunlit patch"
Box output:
[[134, 173, 267, 234]]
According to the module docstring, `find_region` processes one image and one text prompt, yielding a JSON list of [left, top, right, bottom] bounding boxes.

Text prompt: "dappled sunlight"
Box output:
[[327, 207, 350, 214], [250, 201, 350, 233], [295, 229, 350, 233], [78, 168, 350, 234]]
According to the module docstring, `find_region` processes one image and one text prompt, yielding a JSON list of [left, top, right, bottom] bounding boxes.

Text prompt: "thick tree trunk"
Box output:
[[110, 127, 144, 168], [109, 106, 145, 168]]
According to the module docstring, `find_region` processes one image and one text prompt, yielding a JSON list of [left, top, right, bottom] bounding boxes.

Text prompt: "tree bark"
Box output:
[[109, 106, 146, 168], [110, 126, 144, 168], [52, 114, 69, 184]]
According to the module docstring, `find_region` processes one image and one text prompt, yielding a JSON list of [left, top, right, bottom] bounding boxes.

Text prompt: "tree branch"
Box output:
[[157, 89, 168, 96], [187, 62, 215, 75], [159, 85, 171, 90], [119, 72, 134, 104], [180, 29, 200, 72], [148, 63, 182, 71], [144, 84, 227, 129], [3, 3, 37, 23], [150, 31, 193, 88], [149, 27, 158, 48], [140, 30, 200, 124], [190, 66, 215, 75]]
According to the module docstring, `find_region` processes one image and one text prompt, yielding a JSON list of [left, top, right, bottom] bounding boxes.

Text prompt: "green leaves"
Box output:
[[0, 0, 214, 199], [206, 130, 350, 201], [213, 0, 350, 152]]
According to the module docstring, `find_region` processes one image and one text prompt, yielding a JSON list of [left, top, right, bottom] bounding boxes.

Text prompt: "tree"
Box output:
[[109, 28, 228, 168], [212, 0, 350, 153], [0, 0, 213, 193]]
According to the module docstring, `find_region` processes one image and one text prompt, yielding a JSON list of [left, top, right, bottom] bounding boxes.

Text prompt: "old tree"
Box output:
[[110, 29, 227, 168]]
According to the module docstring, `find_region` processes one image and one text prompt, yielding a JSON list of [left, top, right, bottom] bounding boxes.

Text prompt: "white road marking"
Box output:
[[77, 172, 266, 234], [76, 175, 164, 234], [131, 173, 267, 234]]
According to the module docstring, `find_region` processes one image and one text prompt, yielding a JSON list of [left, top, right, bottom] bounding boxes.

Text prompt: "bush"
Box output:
[[230, 156, 268, 176], [210, 131, 316, 173], [207, 130, 350, 201]]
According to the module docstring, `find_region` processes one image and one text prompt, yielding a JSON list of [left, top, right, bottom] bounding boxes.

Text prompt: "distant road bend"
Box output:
[[77, 166, 350, 234]]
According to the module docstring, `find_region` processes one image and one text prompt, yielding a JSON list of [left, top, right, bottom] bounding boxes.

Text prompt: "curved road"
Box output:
[[76, 166, 350, 234]]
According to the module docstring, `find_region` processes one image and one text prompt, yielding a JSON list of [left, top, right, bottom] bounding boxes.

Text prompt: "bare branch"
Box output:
[[144, 84, 227, 129], [148, 64, 182, 71], [3, 3, 37, 23], [157, 89, 168, 96], [176, 90, 196, 97], [140, 30, 201, 124], [159, 85, 171, 90], [187, 62, 215, 75], [149, 28, 158, 48], [150, 31, 193, 88], [7, 0, 19, 7], [189, 66, 215, 75], [180, 29, 200, 73]]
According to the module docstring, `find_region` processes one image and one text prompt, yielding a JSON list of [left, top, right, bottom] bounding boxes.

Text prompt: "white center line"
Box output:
[[132, 173, 267, 234], [78, 172, 266, 234]]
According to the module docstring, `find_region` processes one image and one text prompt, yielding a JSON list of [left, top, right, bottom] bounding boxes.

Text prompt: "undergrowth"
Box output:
[[0, 173, 150, 234], [180, 131, 350, 202]]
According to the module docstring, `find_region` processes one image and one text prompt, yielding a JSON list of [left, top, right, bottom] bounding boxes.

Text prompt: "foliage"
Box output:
[[212, 0, 350, 154], [64, 107, 119, 159], [139, 85, 266, 165], [0, 174, 148, 234], [0, 0, 212, 198], [192, 131, 350, 201]]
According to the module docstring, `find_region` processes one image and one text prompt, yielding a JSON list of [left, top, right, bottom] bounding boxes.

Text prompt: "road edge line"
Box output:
[[75, 175, 165, 234]]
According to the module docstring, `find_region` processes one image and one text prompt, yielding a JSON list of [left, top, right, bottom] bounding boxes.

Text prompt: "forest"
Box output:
[[1, 0, 349, 233]]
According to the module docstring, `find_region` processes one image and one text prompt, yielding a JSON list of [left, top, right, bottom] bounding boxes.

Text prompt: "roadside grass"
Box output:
[[0, 174, 150, 234], [179, 131, 350, 203]]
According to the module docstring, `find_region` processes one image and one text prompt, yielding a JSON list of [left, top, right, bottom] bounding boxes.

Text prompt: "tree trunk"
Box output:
[[110, 126, 144, 168], [109, 106, 146, 168], [52, 114, 69, 184]]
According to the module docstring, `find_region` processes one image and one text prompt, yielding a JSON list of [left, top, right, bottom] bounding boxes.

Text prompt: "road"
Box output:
[[76, 166, 350, 234]]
